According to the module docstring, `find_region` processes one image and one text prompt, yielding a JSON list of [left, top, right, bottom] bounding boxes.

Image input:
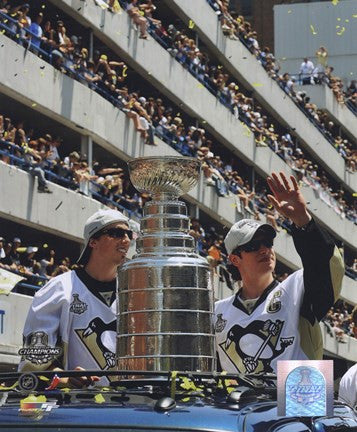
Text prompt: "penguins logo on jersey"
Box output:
[[219, 319, 294, 373], [75, 318, 116, 375], [267, 290, 282, 313]]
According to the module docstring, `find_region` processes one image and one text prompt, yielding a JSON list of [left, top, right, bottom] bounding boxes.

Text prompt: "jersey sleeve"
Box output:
[[291, 218, 344, 322], [18, 276, 69, 372], [339, 364, 357, 408]]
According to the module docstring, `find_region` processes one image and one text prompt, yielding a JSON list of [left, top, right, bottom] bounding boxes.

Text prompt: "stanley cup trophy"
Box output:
[[117, 156, 216, 372]]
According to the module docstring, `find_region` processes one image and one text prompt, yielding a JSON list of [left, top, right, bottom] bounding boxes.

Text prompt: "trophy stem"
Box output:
[[152, 193, 178, 202]]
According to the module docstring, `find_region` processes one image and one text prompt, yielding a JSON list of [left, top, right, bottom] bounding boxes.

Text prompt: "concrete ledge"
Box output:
[[0, 161, 107, 241], [341, 276, 357, 305], [321, 322, 357, 362], [296, 84, 357, 141], [161, 0, 356, 193]]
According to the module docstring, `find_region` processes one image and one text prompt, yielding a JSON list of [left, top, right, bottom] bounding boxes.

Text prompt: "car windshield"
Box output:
[[7, 429, 217, 432]]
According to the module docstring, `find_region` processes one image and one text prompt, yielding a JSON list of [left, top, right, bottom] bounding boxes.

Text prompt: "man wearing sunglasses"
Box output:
[[19, 209, 133, 386], [215, 172, 344, 375]]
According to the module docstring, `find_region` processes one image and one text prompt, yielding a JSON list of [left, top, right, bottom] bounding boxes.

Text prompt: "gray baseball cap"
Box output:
[[77, 209, 129, 265], [224, 219, 276, 255]]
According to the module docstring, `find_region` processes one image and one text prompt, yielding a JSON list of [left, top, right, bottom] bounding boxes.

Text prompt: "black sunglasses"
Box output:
[[100, 228, 133, 240], [234, 238, 274, 254]]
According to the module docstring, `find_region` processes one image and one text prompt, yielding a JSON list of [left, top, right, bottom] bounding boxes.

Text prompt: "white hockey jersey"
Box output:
[[215, 219, 344, 374], [19, 269, 117, 384]]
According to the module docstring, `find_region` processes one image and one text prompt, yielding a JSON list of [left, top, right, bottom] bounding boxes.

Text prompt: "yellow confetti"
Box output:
[[31, 103, 37, 107], [94, 394, 105, 404], [40, 71, 45, 77], [24, 69, 28, 73], [252, 82, 263, 87], [288, 10, 292, 14], [217, 65, 223, 69], [197, 83, 204, 88], [336, 25, 340, 28], [148, 71, 151, 75], [336, 26, 345, 35], [331, 0, 339, 5], [352, 14, 357, 18], [202, 120, 207, 124], [345, 19, 349, 22], [0, 30, 5, 34], [310, 25, 317, 35], [255, 136, 266, 145], [189, 20, 195, 29], [41, 4, 46, 8], [337, 17, 341, 21], [231, 203, 237, 208], [235, 85, 239, 90], [122, 66, 127, 77]]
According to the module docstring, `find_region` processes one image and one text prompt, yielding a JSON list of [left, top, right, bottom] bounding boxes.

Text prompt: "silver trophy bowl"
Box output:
[[117, 156, 215, 373], [128, 156, 200, 200]]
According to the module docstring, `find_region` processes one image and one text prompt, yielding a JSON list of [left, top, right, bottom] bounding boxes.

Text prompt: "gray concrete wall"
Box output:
[[296, 84, 357, 141], [274, 0, 357, 84], [51, 0, 356, 194]]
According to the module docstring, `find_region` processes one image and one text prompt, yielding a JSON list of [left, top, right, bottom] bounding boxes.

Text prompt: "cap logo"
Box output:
[[237, 220, 259, 229]]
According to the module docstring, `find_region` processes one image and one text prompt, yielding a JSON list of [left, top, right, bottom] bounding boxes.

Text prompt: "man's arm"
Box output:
[[267, 172, 344, 321], [291, 218, 344, 320], [18, 278, 66, 372]]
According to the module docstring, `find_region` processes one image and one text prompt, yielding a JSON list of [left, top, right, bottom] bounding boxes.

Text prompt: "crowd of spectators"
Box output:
[[89, 0, 356, 171], [1, 102, 356, 228], [0, 235, 70, 286], [0, 1, 356, 218], [323, 301, 357, 343], [296, 51, 357, 112], [121, 1, 357, 170], [207, 0, 357, 116], [0, 2, 356, 279]]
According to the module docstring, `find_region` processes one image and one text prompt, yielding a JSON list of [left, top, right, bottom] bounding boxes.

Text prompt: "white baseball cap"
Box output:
[[77, 209, 129, 265], [224, 219, 276, 255]]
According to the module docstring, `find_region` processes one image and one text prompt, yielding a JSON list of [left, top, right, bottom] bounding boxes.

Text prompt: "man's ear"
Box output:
[[229, 253, 241, 267], [88, 238, 97, 249]]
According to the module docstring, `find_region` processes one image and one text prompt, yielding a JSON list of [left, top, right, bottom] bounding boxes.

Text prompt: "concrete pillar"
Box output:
[[80, 135, 93, 169]]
